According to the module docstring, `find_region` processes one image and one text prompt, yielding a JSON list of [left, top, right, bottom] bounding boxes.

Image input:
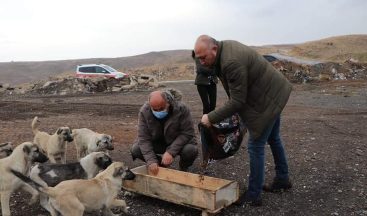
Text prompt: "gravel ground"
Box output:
[[0, 80, 366, 216]]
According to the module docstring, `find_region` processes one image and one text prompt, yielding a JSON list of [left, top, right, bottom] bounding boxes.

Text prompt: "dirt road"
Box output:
[[0, 80, 366, 216]]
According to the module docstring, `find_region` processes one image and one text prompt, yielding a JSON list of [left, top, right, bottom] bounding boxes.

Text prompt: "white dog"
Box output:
[[72, 128, 114, 160], [32, 116, 73, 163]]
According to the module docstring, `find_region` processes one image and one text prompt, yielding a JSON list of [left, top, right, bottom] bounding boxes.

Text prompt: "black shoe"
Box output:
[[178, 161, 189, 172], [234, 192, 262, 207], [263, 178, 292, 193]]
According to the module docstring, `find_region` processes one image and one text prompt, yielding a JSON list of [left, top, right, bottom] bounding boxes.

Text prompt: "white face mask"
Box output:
[[151, 109, 168, 119]]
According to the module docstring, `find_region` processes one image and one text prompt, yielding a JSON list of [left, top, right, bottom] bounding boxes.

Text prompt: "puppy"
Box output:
[[29, 152, 113, 214], [11, 162, 136, 216], [0, 142, 13, 158], [32, 116, 73, 163], [0, 142, 48, 216], [72, 128, 114, 160]]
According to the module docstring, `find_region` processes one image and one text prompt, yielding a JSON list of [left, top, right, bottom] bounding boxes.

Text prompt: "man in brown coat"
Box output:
[[130, 89, 198, 175], [194, 35, 292, 206]]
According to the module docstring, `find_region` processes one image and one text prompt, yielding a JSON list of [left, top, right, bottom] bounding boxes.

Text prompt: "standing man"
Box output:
[[131, 88, 198, 175], [192, 50, 218, 114], [194, 35, 292, 206]]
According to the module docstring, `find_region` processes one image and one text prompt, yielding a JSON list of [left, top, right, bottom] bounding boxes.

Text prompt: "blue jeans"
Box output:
[[247, 115, 289, 198]]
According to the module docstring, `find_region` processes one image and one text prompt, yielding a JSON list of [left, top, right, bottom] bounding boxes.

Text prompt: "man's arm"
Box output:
[[166, 106, 196, 157], [137, 110, 159, 165], [208, 61, 248, 123]]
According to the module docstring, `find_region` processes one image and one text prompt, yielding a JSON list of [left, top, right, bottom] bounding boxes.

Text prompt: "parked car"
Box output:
[[262, 55, 279, 63], [76, 64, 128, 79]]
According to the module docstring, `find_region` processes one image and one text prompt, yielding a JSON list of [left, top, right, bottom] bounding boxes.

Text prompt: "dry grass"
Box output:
[[289, 34, 367, 62]]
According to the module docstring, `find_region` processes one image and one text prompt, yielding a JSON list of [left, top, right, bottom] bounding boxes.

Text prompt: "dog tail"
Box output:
[[9, 169, 57, 198], [31, 116, 40, 135]]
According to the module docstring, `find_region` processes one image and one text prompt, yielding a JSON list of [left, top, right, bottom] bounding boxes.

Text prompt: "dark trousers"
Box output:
[[130, 142, 198, 169], [197, 84, 217, 114]]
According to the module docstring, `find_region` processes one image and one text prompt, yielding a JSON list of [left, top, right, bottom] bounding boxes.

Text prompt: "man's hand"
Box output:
[[148, 163, 159, 175], [201, 114, 212, 127], [161, 151, 173, 166]]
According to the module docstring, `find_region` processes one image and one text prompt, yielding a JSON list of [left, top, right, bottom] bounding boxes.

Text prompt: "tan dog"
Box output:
[[72, 128, 114, 160], [11, 162, 135, 216], [0, 142, 48, 216], [29, 152, 113, 214], [32, 116, 73, 163], [0, 142, 13, 158]]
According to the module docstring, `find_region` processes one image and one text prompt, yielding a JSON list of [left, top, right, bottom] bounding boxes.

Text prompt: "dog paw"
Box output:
[[122, 206, 130, 214], [28, 195, 39, 205], [28, 198, 37, 205]]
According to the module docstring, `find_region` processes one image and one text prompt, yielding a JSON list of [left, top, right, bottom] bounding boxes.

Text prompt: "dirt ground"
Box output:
[[0, 80, 366, 216]]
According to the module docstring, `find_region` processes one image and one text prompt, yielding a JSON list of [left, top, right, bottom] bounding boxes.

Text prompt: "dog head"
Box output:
[[96, 135, 114, 151], [56, 127, 74, 142], [108, 162, 136, 180], [22, 142, 48, 163], [93, 152, 113, 169], [0, 142, 13, 157]]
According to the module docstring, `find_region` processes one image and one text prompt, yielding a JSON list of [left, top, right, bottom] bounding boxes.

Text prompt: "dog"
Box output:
[[11, 161, 136, 216], [29, 151, 113, 214], [0, 142, 13, 158], [72, 128, 114, 160], [32, 116, 73, 163], [0, 142, 48, 216]]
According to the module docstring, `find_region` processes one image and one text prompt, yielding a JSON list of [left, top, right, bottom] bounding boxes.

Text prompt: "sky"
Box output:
[[0, 0, 366, 62]]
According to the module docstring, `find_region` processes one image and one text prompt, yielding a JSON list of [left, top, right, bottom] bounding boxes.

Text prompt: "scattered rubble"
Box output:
[[272, 59, 367, 83], [1, 59, 366, 96], [0, 75, 163, 96]]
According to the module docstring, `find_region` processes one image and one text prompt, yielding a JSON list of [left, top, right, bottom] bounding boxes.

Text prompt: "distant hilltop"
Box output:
[[0, 34, 366, 85]]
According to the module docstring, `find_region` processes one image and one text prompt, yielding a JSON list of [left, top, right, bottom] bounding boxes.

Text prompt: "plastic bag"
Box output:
[[199, 114, 247, 167]]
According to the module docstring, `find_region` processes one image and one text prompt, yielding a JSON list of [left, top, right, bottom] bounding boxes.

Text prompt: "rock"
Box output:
[[356, 149, 363, 156]]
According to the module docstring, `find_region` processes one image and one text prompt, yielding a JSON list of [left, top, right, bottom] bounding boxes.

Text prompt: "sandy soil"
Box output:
[[0, 80, 366, 216]]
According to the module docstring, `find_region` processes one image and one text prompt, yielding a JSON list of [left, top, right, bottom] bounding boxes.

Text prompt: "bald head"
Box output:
[[149, 91, 168, 111], [195, 35, 216, 50], [194, 35, 218, 67]]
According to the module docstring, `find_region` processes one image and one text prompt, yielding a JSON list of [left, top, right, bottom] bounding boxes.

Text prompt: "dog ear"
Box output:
[[0, 142, 9, 148], [56, 128, 63, 135], [113, 166, 124, 177], [23, 145, 31, 154]]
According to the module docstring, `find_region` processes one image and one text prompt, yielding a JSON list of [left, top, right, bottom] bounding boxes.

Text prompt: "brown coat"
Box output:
[[134, 100, 197, 165], [207, 40, 292, 139]]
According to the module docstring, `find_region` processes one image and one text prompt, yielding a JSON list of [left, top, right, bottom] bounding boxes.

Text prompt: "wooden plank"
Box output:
[[122, 165, 239, 212]]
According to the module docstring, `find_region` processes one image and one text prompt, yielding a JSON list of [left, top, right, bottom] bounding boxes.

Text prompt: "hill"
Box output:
[[0, 50, 193, 85], [1, 34, 367, 85], [288, 34, 367, 62]]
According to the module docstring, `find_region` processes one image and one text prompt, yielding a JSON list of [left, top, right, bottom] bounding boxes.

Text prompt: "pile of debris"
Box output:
[[272, 58, 367, 84], [0, 75, 162, 96]]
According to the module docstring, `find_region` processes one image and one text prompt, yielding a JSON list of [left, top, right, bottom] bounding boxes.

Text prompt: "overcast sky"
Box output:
[[0, 0, 366, 62]]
